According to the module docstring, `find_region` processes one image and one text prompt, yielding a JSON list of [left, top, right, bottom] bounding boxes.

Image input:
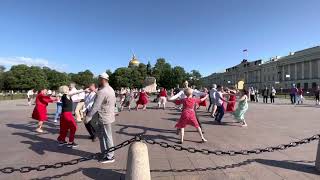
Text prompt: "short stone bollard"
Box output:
[[125, 142, 151, 180], [316, 140, 320, 171]]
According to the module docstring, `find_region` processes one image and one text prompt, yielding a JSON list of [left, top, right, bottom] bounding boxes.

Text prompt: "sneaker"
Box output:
[[202, 138, 208, 143], [36, 128, 43, 133], [58, 141, 68, 146], [241, 123, 248, 127], [53, 119, 58, 123], [67, 142, 79, 148], [100, 157, 115, 164]]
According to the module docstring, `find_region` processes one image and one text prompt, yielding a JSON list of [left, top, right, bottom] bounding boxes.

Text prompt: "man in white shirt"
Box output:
[[69, 83, 79, 114], [27, 89, 34, 106], [75, 87, 86, 122], [169, 81, 206, 100], [208, 84, 217, 116], [83, 83, 97, 141], [215, 85, 227, 124]]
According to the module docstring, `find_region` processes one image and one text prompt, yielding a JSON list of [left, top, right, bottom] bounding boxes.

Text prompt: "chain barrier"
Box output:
[[0, 136, 139, 174], [1, 134, 319, 174], [143, 134, 320, 156]]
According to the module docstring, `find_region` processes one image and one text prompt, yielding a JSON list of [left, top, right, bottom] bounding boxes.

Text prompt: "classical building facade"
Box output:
[[203, 46, 320, 91]]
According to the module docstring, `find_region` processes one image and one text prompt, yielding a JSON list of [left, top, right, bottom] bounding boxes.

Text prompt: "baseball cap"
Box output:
[[99, 72, 109, 80]]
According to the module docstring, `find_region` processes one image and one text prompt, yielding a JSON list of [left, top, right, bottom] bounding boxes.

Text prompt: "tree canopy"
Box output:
[[108, 58, 203, 90], [0, 58, 203, 91]]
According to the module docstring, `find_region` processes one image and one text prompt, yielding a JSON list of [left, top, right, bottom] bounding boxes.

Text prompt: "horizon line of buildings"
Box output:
[[202, 46, 320, 91]]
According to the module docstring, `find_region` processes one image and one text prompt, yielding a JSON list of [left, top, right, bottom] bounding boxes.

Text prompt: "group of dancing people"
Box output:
[[31, 72, 116, 163], [118, 87, 168, 111], [30, 76, 250, 157]]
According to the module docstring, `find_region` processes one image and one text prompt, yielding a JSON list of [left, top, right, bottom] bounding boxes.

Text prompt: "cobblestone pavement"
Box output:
[[0, 98, 320, 180]]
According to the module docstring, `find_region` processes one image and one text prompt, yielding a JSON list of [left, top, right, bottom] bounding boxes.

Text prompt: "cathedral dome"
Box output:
[[129, 54, 140, 67]]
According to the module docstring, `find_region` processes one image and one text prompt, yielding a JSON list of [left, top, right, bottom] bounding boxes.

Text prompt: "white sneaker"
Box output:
[[241, 123, 248, 127], [53, 120, 58, 123], [100, 157, 115, 164], [36, 128, 43, 133]]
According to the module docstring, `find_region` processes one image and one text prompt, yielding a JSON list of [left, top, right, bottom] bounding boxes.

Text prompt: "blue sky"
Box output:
[[0, 0, 319, 76]]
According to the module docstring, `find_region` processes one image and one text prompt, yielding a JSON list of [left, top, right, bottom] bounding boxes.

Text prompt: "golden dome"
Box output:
[[129, 54, 140, 67]]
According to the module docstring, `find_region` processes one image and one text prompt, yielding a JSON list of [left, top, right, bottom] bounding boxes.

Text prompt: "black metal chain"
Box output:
[[1, 134, 319, 174], [0, 136, 139, 174], [143, 134, 320, 156]]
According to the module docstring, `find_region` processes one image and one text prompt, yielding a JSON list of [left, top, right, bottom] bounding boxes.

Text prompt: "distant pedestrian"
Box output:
[[290, 84, 298, 104], [314, 86, 320, 105], [249, 87, 255, 102], [254, 88, 259, 102], [233, 89, 249, 127], [158, 87, 168, 109], [297, 87, 304, 104], [172, 88, 207, 144], [27, 89, 34, 106], [32, 89, 56, 133], [270, 87, 276, 103], [262, 87, 269, 103]]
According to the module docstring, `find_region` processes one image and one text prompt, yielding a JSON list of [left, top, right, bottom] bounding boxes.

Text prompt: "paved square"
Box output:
[[0, 99, 320, 180]]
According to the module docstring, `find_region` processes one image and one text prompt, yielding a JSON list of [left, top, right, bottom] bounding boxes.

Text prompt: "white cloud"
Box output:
[[0, 56, 67, 71]]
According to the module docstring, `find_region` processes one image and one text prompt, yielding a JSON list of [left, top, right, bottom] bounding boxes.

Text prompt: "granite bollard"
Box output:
[[125, 142, 151, 180], [316, 140, 320, 171]]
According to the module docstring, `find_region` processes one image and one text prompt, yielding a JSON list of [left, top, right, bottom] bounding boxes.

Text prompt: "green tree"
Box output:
[[0, 65, 5, 90], [111, 67, 132, 89], [4, 65, 48, 90], [146, 61, 152, 76], [69, 70, 94, 87], [43, 67, 70, 90], [188, 70, 203, 88], [153, 58, 173, 88], [171, 66, 188, 88]]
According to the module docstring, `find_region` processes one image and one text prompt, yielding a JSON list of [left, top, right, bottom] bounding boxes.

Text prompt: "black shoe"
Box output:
[[58, 141, 68, 146], [100, 157, 115, 164], [67, 142, 79, 148], [91, 136, 96, 142]]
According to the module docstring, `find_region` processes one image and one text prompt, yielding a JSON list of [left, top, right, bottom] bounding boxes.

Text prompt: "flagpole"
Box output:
[[243, 49, 248, 60]]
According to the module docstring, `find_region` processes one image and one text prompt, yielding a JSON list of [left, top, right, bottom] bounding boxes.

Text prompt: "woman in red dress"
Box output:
[[197, 88, 208, 109], [32, 89, 56, 133], [226, 88, 237, 113], [158, 87, 168, 109], [171, 88, 207, 144], [135, 89, 149, 111]]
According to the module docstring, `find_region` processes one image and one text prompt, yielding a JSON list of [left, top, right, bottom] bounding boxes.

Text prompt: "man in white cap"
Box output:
[[86, 72, 116, 163]]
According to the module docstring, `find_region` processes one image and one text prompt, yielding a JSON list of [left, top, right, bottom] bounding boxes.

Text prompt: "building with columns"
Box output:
[[202, 46, 320, 91]]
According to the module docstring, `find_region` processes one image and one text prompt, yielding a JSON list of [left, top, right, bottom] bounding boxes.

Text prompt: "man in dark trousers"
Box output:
[[262, 86, 269, 103]]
